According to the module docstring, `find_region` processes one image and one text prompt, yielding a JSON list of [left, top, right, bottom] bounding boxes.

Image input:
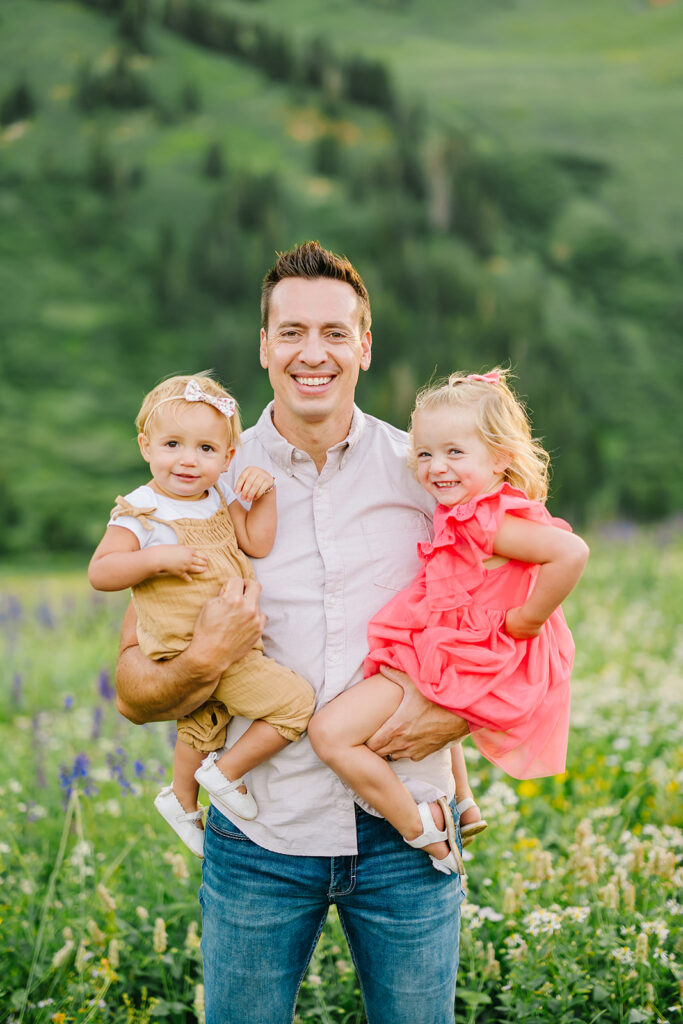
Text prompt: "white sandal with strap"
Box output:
[[456, 796, 488, 848], [194, 752, 258, 821], [404, 800, 465, 876], [154, 785, 206, 859]]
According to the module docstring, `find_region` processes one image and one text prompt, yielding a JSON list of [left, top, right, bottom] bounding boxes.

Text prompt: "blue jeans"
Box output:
[[200, 801, 464, 1024]]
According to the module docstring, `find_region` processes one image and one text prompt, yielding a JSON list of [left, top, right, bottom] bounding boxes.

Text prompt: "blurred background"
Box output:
[[2, 0, 682, 563]]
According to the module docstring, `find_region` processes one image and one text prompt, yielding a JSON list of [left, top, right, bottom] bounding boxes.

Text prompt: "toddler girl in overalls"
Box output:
[[89, 374, 315, 857], [309, 369, 589, 876]]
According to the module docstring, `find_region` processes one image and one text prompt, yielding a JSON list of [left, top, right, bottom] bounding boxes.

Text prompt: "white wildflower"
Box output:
[[185, 920, 201, 953], [51, 939, 74, 969], [523, 909, 563, 937], [153, 916, 167, 954], [610, 946, 635, 965], [563, 905, 590, 923], [97, 883, 116, 912]]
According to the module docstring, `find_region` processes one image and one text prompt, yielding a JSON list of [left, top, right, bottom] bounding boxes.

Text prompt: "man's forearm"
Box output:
[[116, 643, 219, 724], [115, 580, 266, 724]]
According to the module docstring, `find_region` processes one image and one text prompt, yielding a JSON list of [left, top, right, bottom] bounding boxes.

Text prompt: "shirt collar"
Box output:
[[253, 402, 366, 474]]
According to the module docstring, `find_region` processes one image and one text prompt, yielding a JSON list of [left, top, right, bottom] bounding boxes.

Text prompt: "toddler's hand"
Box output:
[[234, 466, 275, 504], [158, 545, 208, 582], [504, 607, 543, 640]]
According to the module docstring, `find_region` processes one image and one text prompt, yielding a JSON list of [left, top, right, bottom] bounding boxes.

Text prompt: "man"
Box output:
[[116, 241, 470, 1024]]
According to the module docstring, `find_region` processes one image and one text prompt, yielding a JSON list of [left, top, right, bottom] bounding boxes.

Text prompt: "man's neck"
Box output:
[[271, 404, 354, 473]]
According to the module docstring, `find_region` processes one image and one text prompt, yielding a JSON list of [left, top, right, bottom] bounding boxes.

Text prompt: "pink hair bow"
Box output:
[[184, 379, 236, 418], [467, 371, 500, 385]]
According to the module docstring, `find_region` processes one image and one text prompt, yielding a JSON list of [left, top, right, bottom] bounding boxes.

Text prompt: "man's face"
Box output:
[[260, 277, 372, 436]]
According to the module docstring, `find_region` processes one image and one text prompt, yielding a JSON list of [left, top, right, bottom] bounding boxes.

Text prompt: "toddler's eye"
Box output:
[[448, 448, 462, 456], [416, 451, 430, 459], [165, 441, 178, 448], [201, 444, 215, 453]]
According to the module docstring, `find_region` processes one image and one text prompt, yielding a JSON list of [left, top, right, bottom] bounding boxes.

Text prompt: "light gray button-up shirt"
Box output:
[[221, 403, 455, 856]]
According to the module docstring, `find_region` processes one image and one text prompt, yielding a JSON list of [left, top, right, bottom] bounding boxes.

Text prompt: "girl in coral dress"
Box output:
[[309, 369, 588, 876]]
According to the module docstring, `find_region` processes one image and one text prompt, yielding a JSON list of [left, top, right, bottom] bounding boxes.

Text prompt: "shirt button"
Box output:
[[328, 653, 340, 664]]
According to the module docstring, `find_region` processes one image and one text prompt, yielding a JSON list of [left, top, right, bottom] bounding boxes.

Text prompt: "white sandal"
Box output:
[[194, 752, 258, 820], [456, 796, 488, 848], [154, 785, 206, 859], [404, 800, 465, 876]]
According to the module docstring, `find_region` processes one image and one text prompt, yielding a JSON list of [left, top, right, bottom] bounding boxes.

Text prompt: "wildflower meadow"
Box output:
[[1, 525, 682, 1024]]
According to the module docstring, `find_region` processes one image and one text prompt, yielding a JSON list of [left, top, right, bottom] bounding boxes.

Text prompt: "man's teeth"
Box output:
[[294, 376, 333, 387]]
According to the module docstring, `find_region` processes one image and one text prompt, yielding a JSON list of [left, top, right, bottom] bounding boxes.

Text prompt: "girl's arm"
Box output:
[[227, 467, 277, 558], [493, 514, 589, 639], [88, 525, 207, 591]]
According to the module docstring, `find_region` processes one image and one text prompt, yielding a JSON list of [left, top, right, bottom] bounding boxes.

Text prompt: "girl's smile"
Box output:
[[412, 407, 509, 507], [138, 403, 234, 500]]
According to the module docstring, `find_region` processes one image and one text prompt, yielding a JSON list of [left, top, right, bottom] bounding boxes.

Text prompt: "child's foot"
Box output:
[[456, 796, 488, 847], [194, 751, 258, 821], [404, 800, 464, 876], [154, 784, 205, 859]]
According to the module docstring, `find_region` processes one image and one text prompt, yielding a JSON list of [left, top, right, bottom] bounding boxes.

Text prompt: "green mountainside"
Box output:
[[1, 0, 681, 555]]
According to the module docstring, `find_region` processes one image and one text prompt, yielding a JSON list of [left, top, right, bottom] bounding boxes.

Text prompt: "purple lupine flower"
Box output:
[[12, 673, 23, 707], [64, 695, 74, 711], [91, 706, 103, 741], [98, 669, 115, 702], [35, 602, 55, 628], [133, 760, 146, 778]]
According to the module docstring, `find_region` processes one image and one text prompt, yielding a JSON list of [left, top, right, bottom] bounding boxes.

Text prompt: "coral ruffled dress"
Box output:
[[364, 484, 574, 779]]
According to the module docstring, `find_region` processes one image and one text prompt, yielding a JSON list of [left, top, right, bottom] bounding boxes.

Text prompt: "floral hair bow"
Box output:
[[184, 379, 236, 418], [466, 371, 500, 385]]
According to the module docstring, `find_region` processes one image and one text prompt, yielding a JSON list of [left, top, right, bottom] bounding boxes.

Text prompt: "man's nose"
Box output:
[[299, 332, 327, 365]]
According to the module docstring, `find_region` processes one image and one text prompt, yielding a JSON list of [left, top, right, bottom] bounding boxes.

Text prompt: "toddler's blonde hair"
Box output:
[[409, 368, 550, 502], [136, 373, 241, 448]]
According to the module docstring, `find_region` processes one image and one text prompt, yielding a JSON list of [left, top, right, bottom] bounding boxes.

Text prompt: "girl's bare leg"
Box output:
[[308, 675, 449, 861], [214, 721, 290, 792], [173, 739, 204, 813], [450, 743, 482, 828]]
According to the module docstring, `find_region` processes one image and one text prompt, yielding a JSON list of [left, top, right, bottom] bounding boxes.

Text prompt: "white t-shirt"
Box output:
[[109, 479, 239, 548]]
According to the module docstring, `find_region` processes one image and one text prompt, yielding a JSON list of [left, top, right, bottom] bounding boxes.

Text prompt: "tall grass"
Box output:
[[1, 526, 681, 1022]]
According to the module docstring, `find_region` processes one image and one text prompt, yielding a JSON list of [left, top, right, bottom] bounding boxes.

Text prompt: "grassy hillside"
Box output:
[[1, 0, 681, 556], [214, 0, 683, 251]]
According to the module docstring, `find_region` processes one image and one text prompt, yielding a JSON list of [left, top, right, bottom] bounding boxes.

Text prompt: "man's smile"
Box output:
[[292, 375, 335, 388]]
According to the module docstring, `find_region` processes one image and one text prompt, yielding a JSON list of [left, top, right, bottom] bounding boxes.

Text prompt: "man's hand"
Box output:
[[366, 667, 469, 761], [115, 577, 265, 723], [187, 576, 265, 680]]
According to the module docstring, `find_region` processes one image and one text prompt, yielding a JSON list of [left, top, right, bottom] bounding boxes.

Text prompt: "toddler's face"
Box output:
[[412, 406, 508, 507], [138, 402, 233, 500]]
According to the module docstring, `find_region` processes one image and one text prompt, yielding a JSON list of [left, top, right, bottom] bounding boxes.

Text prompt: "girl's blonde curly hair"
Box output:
[[135, 372, 241, 448], [409, 368, 550, 502]]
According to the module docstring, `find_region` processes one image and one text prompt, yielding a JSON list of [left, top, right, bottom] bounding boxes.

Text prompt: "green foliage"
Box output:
[[0, 77, 36, 126], [1, 530, 681, 1020], [0, 0, 682, 556]]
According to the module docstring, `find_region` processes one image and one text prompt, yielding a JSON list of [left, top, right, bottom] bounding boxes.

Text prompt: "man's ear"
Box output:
[[259, 328, 269, 369], [360, 329, 372, 371], [138, 432, 151, 464]]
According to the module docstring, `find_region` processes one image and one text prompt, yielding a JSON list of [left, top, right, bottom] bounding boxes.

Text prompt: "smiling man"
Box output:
[[116, 241, 469, 1024]]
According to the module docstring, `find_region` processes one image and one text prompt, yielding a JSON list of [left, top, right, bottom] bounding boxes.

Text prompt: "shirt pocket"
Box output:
[[361, 509, 432, 592]]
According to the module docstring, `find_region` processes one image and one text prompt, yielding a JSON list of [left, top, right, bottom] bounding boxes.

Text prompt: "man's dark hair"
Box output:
[[261, 241, 371, 335]]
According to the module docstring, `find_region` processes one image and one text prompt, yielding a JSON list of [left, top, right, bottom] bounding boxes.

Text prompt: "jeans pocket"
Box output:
[[206, 804, 251, 842]]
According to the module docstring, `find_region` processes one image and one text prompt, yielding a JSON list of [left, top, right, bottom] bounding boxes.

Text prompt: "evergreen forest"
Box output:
[[1, 0, 682, 557]]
